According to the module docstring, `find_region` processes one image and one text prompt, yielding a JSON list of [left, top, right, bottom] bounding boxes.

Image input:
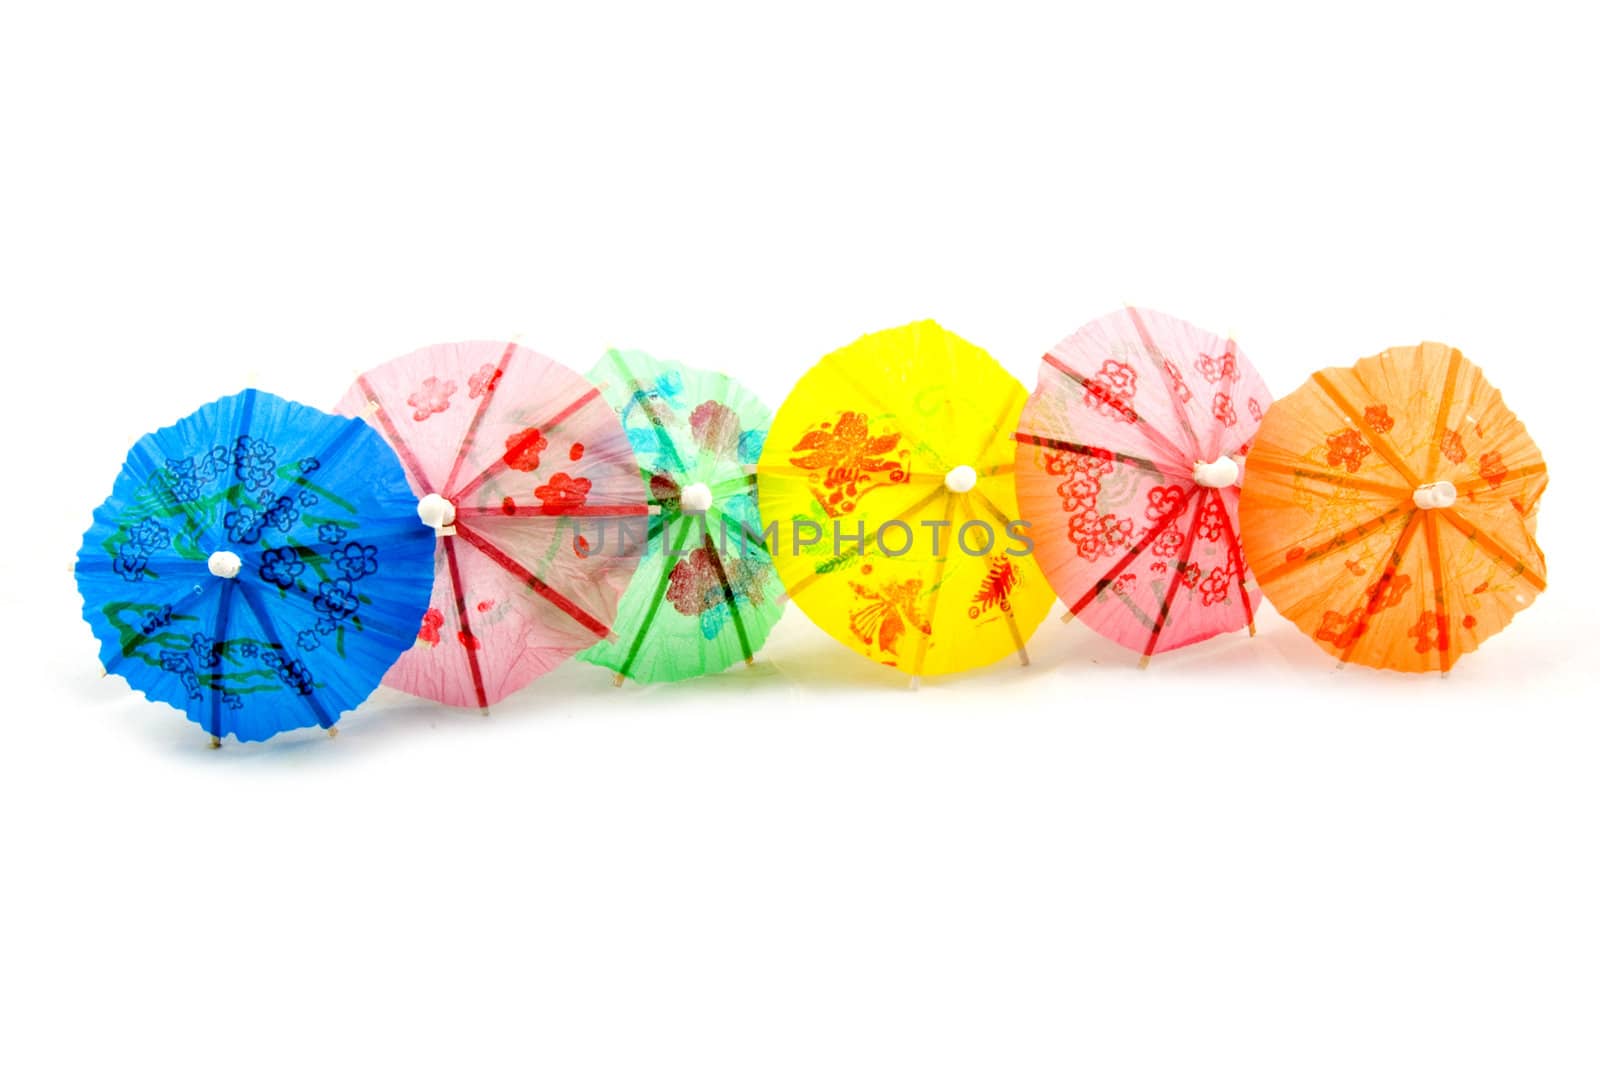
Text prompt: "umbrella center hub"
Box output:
[[944, 464, 978, 493], [1412, 480, 1457, 510], [207, 550, 242, 580], [1193, 455, 1240, 489], [680, 482, 713, 514], [417, 493, 457, 534]]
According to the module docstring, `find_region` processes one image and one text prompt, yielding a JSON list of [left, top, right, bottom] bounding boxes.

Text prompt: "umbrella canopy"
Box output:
[[577, 349, 784, 683], [1239, 342, 1547, 673], [76, 390, 435, 744], [1014, 307, 1271, 662], [756, 321, 1054, 680], [335, 340, 648, 707]]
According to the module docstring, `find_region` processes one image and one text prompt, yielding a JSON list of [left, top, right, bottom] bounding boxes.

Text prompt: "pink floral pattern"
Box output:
[[468, 363, 503, 399], [1083, 360, 1138, 423], [534, 472, 591, 512], [407, 377, 456, 422], [1212, 393, 1237, 428], [1067, 511, 1134, 561], [1195, 351, 1239, 385]]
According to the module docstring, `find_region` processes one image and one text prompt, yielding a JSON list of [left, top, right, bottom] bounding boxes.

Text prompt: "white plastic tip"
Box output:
[[944, 464, 978, 493], [207, 550, 242, 579], [1412, 481, 1457, 510], [417, 493, 456, 530], [1193, 455, 1240, 489], [679, 482, 713, 514]]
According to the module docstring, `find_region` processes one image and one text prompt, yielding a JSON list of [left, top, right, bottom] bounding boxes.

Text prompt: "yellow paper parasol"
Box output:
[[756, 321, 1054, 681]]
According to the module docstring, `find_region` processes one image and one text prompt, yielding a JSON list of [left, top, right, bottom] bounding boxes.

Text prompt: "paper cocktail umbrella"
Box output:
[[1238, 342, 1547, 673], [335, 341, 648, 708], [76, 390, 435, 744], [756, 321, 1054, 682], [576, 349, 784, 684], [1013, 308, 1272, 663]]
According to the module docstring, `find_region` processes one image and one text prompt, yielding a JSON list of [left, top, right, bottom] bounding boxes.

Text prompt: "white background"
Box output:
[[3, 2, 1596, 1063]]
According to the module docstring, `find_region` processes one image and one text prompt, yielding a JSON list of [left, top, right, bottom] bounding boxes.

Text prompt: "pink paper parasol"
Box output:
[[336, 341, 648, 707], [1014, 308, 1272, 663]]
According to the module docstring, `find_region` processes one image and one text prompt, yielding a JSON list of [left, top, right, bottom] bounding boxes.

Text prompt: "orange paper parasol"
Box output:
[[1239, 342, 1547, 673]]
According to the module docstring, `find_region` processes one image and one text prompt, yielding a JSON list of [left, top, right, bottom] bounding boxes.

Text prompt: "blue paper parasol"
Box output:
[[76, 390, 435, 744]]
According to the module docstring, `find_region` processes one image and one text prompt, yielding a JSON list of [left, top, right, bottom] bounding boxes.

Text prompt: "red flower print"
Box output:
[[649, 472, 680, 505], [458, 630, 480, 652], [1145, 485, 1186, 523], [1364, 405, 1394, 433], [1199, 565, 1232, 606], [1362, 572, 1412, 613], [467, 363, 503, 399], [1440, 429, 1466, 465], [1151, 525, 1185, 559], [1479, 450, 1508, 487], [790, 411, 905, 517], [1212, 393, 1237, 428], [501, 496, 517, 515], [407, 377, 456, 422], [1325, 429, 1371, 473], [1315, 610, 1366, 650], [534, 472, 592, 513], [476, 599, 495, 613], [969, 557, 1022, 617], [1050, 450, 1113, 514], [690, 400, 741, 457], [1084, 360, 1138, 423], [504, 427, 549, 471], [1247, 397, 1263, 421], [1197, 493, 1227, 542], [1067, 511, 1134, 561], [1195, 352, 1239, 385], [1409, 611, 1449, 654], [569, 442, 585, 462], [1462, 614, 1477, 630], [417, 607, 443, 646], [847, 578, 929, 659], [1162, 358, 1193, 404], [1176, 562, 1202, 589], [1111, 572, 1138, 597]]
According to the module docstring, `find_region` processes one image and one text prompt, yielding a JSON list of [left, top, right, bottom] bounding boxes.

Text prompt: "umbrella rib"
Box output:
[[1311, 372, 1422, 487], [1141, 499, 1207, 664], [1210, 489, 1256, 636], [453, 521, 613, 639], [700, 532, 755, 664], [1435, 508, 1548, 592], [1040, 354, 1192, 468], [909, 492, 962, 679], [617, 515, 697, 678], [208, 580, 237, 739], [451, 386, 602, 503], [781, 484, 947, 602], [607, 349, 690, 477], [1241, 457, 1409, 498], [357, 374, 436, 495], [1125, 306, 1204, 457], [1424, 346, 1464, 483], [1252, 502, 1410, 585], [1011, 432, 1181, 476], [442, 341, 520, 497], [454, 504, 651, 519], [440, 535, 490, 708], [1422, 511, 1451, 673], [1063, 485, 1201, 621], [234, 581, 335, 728], [963, 488, 1034, 664], [1451, 462, 1548, 497], [101, 579, 215, 672], [1336, 509, 1422, 667]]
